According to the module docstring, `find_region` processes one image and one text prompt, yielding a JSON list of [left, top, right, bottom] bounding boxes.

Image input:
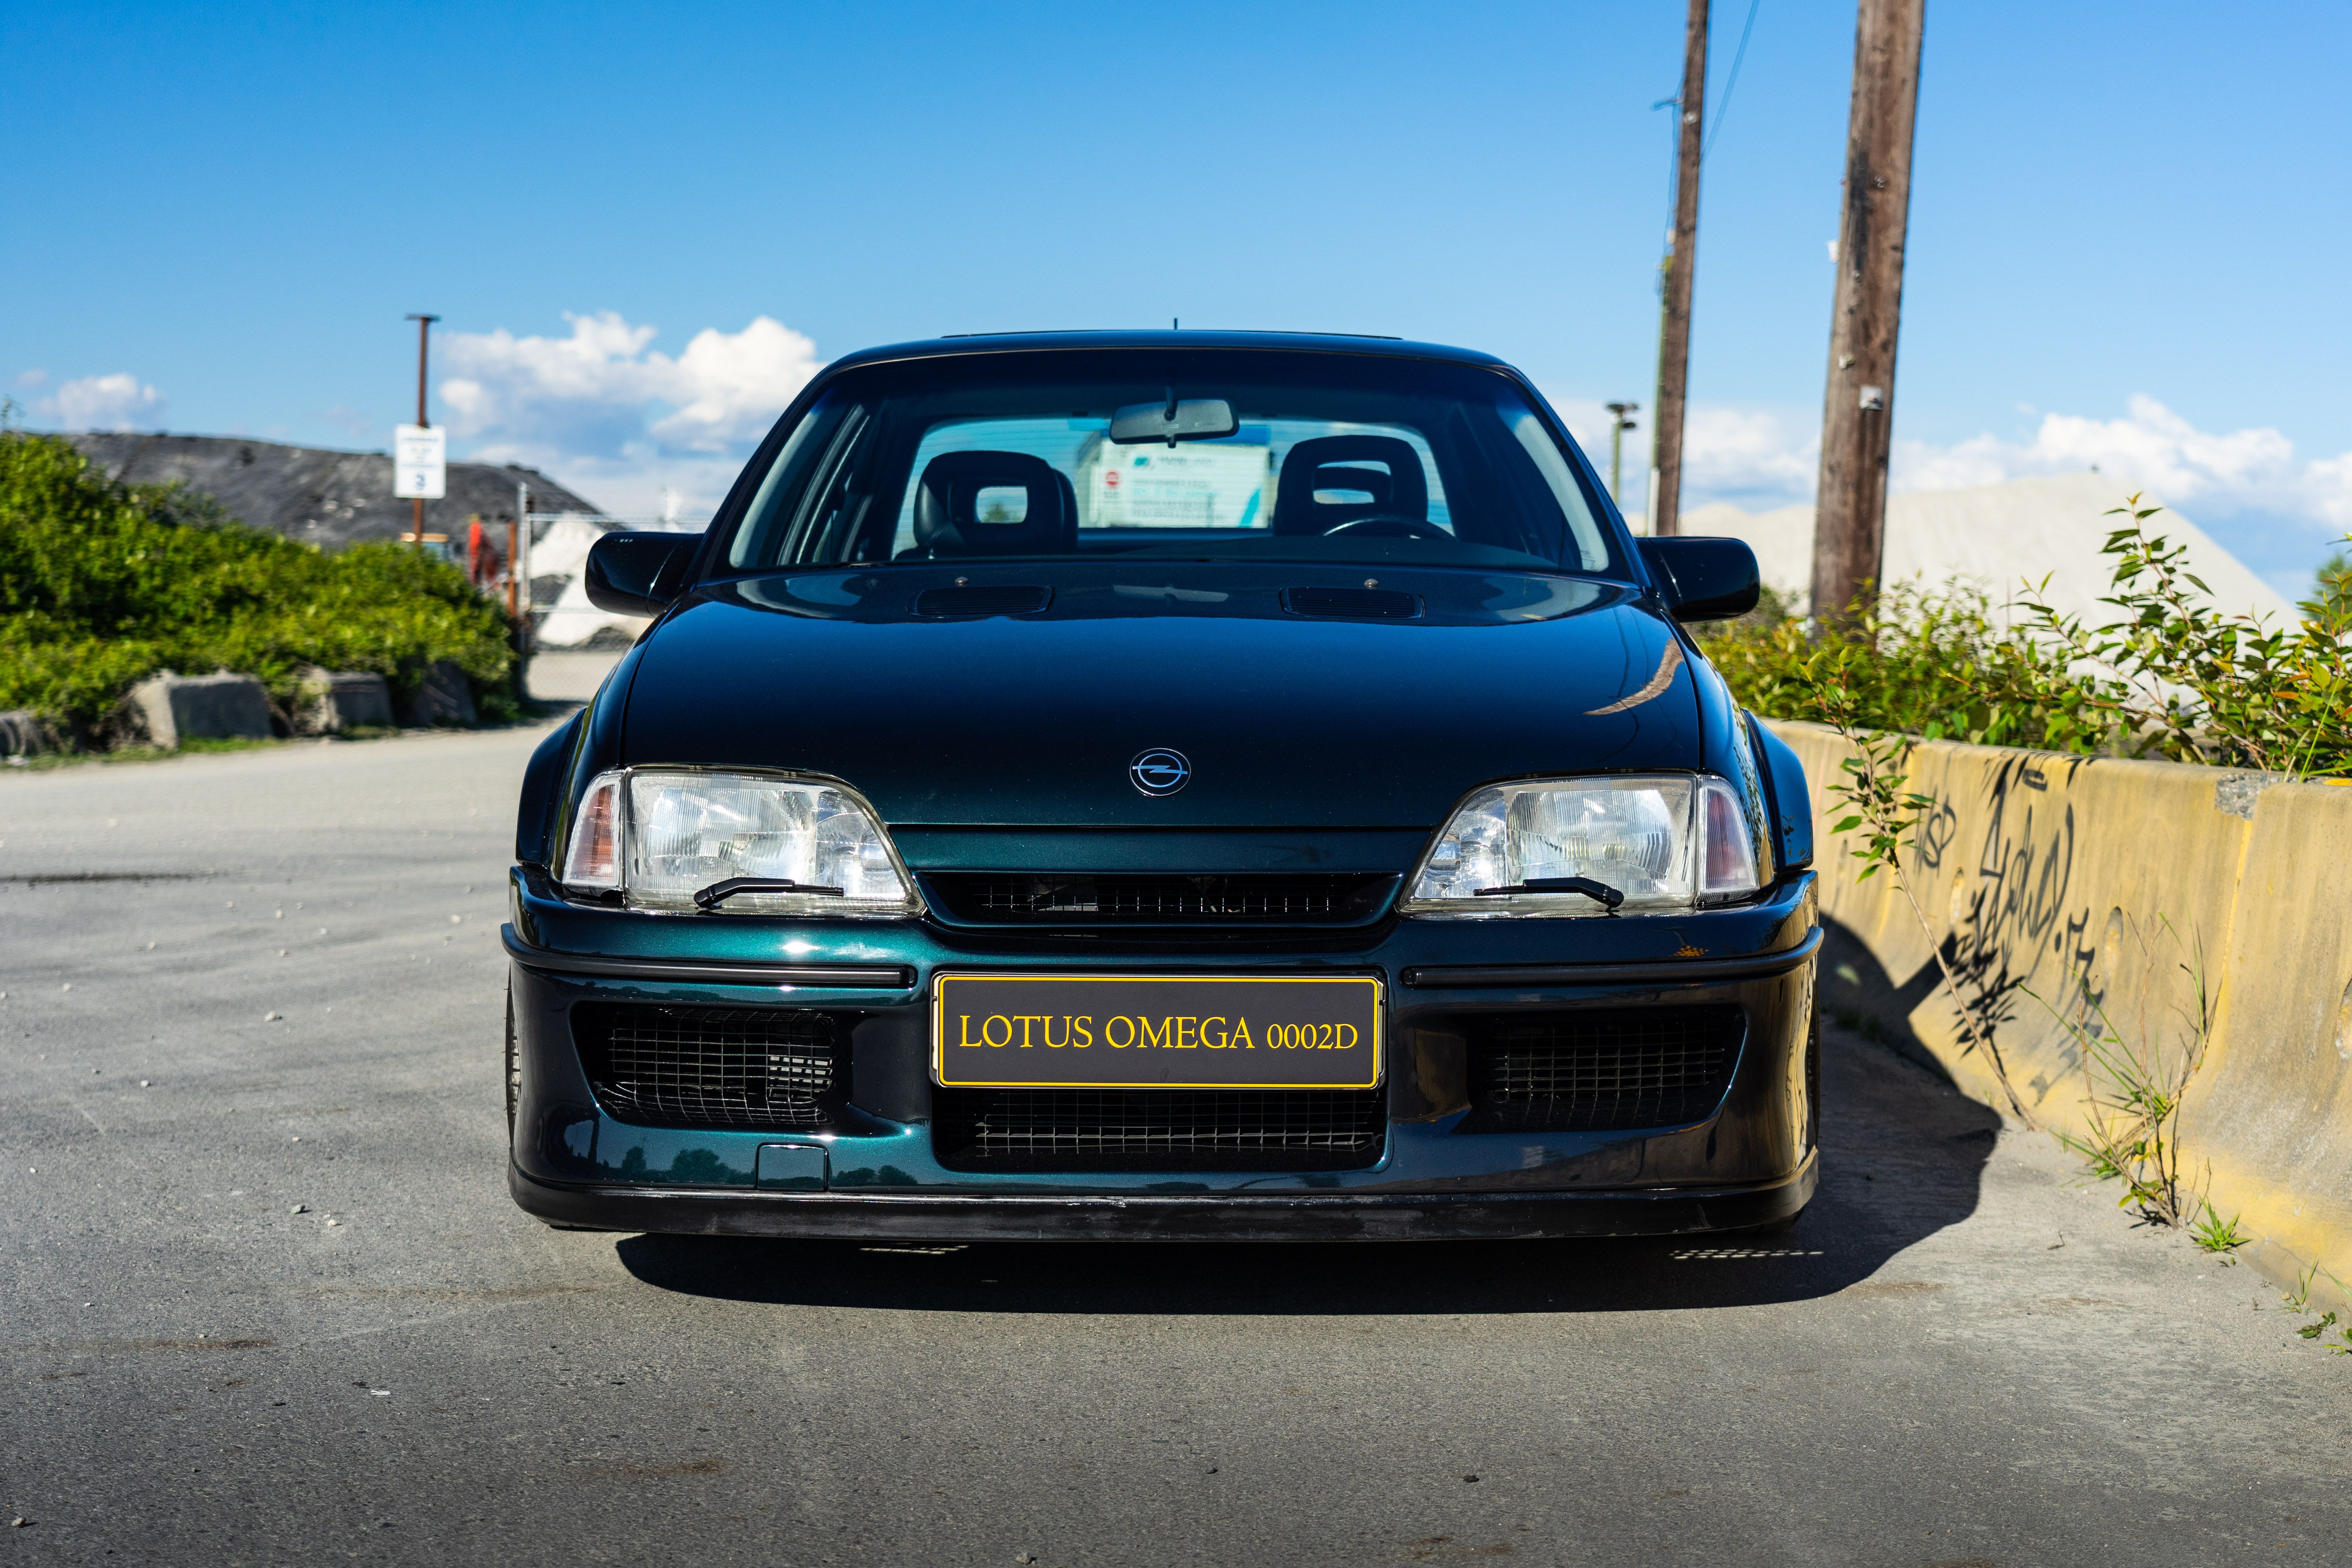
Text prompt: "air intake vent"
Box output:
[[573, 1003, 839, 1129], [923, 872, 1398, 925], [1282, 586, 1421, 619], [933, 1087, 1386, 1171], [1463, 1005, 1744, 1134], [912, 584, 1053, 617]]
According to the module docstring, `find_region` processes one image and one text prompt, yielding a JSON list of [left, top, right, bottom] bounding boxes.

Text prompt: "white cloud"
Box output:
[[1681, 406, 1819, 503], [437, 311, 823, 516], [40, 372, 168, 432], [1888, 395, 2347, 530]]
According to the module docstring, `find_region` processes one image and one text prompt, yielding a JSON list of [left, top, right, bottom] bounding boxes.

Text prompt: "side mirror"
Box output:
[[1637, 536, 1760, 623], [584, 531, 702, 617]]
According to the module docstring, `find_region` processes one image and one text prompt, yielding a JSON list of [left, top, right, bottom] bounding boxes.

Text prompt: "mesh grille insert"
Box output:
[[925, 872, 1396, 924], [1465, 1006, 1743, 1133], [574, 1003, 838, 1130], [933, 1087, 1385, 1171]]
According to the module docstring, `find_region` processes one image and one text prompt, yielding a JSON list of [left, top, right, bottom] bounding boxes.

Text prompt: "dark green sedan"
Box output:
[[503, 330, 1820, 1241]]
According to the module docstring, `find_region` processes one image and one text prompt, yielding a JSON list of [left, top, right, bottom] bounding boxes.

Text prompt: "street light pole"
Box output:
[[404, 313, 439, 552], [1605, 402, 1641, 508]]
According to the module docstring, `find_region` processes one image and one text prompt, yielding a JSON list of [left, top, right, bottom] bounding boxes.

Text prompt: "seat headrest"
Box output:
[[912, 451, 1076, 557], [1272, 435, 1429, 536]]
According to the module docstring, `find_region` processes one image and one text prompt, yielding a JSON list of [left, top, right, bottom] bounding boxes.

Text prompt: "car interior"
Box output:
[[723, 355, 1621, 576]]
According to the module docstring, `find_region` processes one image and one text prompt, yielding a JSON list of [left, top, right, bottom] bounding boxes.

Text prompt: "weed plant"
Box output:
[[2189, 1205, 2248, 1254], [2025, 915, 2213, 1230]]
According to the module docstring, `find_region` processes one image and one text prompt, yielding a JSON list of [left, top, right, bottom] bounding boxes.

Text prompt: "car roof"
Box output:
[[821, 329, 1515, 378]]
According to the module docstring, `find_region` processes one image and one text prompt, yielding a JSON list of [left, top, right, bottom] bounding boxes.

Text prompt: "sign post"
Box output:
[[399, 313, 440, 550]]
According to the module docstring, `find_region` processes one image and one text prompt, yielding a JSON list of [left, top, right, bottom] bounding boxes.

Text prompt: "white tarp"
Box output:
[[526, 515, 702, 649]]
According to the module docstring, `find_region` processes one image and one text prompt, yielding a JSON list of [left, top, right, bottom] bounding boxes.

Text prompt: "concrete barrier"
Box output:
[[294, 669, 395, 734], [1766, 719, 2352, 1309], [0, 710, 56, 756], [110, 672, 273, 749], [398, 660, 477, 728]]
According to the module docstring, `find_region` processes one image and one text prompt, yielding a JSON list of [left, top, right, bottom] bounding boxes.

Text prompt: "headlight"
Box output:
[[1400, 774, 1762, 918], [558, 768, 920, 917]]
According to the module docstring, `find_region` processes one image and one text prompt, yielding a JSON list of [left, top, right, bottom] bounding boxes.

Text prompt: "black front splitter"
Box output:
[[509, 1155, 1816, 1242]]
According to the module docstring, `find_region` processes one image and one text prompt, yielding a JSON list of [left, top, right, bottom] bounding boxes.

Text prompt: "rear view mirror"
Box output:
[[584, 531, 702, 617], [1637, 536, 1760, 623], [1110, 397, 1238, 446]]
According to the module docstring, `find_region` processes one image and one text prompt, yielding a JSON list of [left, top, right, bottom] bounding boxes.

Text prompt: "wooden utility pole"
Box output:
[[1648, 0, 1708, 537], [1809, 0, 1925, 621]]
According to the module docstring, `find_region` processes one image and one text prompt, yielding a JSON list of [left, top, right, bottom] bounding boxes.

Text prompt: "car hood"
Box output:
[[621, 564, 1700, 829]]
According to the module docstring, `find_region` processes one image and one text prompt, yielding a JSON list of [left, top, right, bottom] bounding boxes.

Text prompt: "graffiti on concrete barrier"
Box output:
[[1908, 755, 2099, 1084]]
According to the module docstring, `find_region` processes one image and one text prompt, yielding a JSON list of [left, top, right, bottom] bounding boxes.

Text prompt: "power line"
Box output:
[[1704, 0, 1762, 159]]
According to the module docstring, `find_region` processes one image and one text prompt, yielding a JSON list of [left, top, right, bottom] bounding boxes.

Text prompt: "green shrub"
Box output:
[[0, 427, 518, 743], [1699, 578, 2099, 750]]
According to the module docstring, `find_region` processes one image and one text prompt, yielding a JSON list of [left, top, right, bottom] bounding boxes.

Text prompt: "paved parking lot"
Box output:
[[3, 718, 2348, 1566]]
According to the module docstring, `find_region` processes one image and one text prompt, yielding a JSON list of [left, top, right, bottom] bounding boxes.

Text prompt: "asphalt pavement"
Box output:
[[3, 714, 2348, 1567]]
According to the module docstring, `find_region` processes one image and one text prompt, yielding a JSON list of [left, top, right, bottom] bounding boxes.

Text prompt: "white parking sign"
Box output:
[[393, 424, 446, 499]]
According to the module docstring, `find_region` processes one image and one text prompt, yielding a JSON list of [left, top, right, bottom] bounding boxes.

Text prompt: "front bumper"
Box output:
[[509, 1157, 1816, 1240], [503, 866, 1820, 1240]]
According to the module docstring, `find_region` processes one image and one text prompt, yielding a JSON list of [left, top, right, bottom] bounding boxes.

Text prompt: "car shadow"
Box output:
[[612, 1019, 2000, 1316]]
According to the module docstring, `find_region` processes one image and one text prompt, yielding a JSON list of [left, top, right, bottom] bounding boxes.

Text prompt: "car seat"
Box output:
[[1271, 435, 1429, 536], [902, 451, 1079, 558]]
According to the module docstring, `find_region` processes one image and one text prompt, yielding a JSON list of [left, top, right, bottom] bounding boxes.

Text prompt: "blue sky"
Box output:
[[6, 2, 2348, 590]]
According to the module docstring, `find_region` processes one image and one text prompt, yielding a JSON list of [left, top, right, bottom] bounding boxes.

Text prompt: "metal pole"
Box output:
[[516, 482, 532, 658], [1605, 403, 1640, 507], [1650, 0, 1709, 537], [1809, 0, 1926, 624], [405, 314, 439, 552]]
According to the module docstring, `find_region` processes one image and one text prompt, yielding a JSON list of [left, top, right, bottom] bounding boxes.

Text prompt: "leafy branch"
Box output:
[[1802, 637, 2037, 1128], [1997, 497, 2352, 777]]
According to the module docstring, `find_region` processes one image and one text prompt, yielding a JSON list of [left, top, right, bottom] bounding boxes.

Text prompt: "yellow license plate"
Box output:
[[932, 973, 1383, 1090]]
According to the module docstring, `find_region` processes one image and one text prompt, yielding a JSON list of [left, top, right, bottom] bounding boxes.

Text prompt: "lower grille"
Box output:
[[1464, 1006, 1744, 1133], [924, 872, 1396, 924], [933, 1087, 1385, 1171], [573, 1003, 838, 1129]]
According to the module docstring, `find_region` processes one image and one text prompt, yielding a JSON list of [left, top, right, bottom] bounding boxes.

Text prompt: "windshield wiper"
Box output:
[[1473, 876, 1625, 910], [692, 877, 845, 910]]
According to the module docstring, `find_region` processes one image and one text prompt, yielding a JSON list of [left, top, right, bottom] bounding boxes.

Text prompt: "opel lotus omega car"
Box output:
[[503, 330, 1820, 1240]]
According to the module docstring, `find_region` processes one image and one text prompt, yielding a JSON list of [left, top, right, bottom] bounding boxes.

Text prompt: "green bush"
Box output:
[[1699, 498, 2352, 779], [0, 427, 518, 743]]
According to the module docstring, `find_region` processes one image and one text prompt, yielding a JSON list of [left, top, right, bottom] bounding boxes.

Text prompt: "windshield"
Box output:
[[721, 349, 1625, 575]]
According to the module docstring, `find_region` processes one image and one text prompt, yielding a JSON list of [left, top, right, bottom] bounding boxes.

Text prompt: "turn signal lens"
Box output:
[[561, 771, 622, 888], [1402, 773, 1762, 918], [1699, 775, 1761, 898]]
